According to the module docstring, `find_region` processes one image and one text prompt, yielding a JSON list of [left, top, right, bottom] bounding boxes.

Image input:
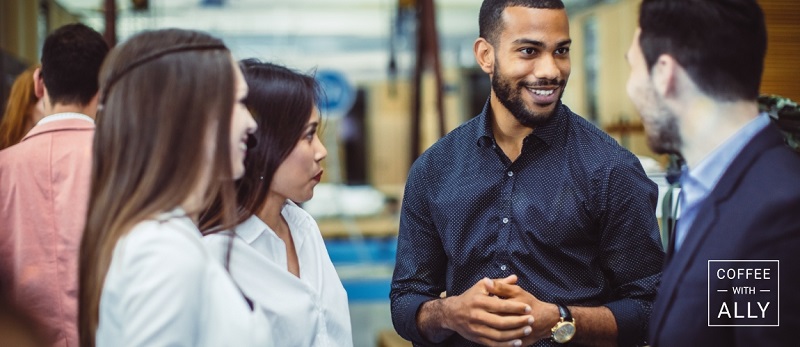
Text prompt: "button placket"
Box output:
[[496, 166, 515, 278]]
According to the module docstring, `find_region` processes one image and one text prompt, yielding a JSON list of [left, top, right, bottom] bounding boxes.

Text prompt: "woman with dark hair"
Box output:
[[78, 29, 268, 346], [203, 60, 352, 346]]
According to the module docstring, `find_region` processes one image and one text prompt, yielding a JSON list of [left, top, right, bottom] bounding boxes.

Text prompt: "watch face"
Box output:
[[553, 322, 576, 343]]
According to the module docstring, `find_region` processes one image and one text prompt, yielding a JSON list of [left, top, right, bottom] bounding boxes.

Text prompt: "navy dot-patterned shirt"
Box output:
[[390, 100, 665, 347]]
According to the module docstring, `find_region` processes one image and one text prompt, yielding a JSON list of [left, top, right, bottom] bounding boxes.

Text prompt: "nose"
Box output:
[[534, 54, 559, 81], [315, 136, 328, 162], [246, 112, 257, 134]]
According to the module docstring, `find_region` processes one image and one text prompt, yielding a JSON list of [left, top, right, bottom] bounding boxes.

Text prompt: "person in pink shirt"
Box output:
[[0, 23, 109, 347]]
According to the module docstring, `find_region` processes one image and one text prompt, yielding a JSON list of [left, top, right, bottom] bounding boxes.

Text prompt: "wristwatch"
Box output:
[[551, 303, 576, 344]]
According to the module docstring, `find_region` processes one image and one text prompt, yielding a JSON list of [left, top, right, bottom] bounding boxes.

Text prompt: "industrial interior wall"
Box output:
[[0, 0, 39, 65], [0, 0, 88, 65], [364, 70, 465, 190], [566, 0, 655, 159], [760, 0, 800, 101]]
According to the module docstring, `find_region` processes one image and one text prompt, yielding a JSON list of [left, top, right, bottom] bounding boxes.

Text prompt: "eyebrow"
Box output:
[[511, 38, 572, 47]]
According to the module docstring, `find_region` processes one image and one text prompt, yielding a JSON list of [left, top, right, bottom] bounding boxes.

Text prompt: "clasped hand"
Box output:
[[442, 275, 559, 346]]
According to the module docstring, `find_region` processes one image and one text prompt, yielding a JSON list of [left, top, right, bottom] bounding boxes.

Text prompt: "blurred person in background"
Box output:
[[0, 23, 108, 347], [0, 300, 46, 347], [391, 0, 664, 346], [202, 60, 352, 346], [1, 268, 46, 347], [626, 0, 800, 345], [77, 28, 268, 346], [0, 65, 45, 150]]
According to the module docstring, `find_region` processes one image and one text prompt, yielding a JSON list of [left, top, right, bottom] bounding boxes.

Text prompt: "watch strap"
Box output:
[[556, 303, 572, 321]]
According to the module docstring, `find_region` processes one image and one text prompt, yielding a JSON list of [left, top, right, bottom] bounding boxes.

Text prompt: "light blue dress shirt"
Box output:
[[674, 113, 771, 250]]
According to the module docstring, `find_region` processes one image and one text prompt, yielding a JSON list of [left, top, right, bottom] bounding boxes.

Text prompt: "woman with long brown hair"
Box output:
[[202, 60, 352, 346], [78, 29, 267, 346], [0, 65, 45, 150]]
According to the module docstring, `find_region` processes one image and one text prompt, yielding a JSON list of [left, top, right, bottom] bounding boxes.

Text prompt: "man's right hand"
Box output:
[[417, 276, 535, 346]]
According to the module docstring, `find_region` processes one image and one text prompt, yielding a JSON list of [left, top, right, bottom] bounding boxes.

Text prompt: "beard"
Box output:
[[635, 84, 682, 155], [491, 61, 567, 128], [645, 107, 682, 155]]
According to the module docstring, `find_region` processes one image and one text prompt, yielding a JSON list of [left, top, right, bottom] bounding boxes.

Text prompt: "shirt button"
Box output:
[[502, 217, 509, 224], [507, 171, 514, 177], [500, 264, 507, 271]]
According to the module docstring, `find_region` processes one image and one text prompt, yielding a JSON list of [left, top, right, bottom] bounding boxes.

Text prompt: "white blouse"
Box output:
[[97, 209, 271, 346], [204, 201, 353, 347]]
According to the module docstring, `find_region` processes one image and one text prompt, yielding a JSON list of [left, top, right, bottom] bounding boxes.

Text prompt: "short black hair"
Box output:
[[639, 0, 766, 101], [41, 23, 109, 106], [478, 0, 565, 44]]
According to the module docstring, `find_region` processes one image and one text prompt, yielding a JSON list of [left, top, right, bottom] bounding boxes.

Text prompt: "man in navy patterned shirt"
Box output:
[[390, 1, 664, 346]]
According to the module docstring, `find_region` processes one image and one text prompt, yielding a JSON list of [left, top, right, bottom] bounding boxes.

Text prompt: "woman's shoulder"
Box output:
[[114, 216, 209, 278], [128, 215, 203, 245]]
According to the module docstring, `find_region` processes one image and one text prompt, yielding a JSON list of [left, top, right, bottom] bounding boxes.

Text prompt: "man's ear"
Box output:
[[474, 37, 495, 75], [651, 54, 678, 98], [33, 67, 45, 99]]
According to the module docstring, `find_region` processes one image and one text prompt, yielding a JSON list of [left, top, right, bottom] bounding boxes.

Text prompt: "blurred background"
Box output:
[[2, 0, 799, 346]]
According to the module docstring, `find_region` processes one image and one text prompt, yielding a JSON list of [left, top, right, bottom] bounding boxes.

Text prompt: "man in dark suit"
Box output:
[[625, 0, 800, 345]]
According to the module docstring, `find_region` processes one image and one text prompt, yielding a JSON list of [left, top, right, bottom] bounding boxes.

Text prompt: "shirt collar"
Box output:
[[235, 214, 269, 244], [234, 200, 309, 245], [683, 113, 771, 197], [474, 97, 564, 149], [36, 112, 94, 126], [475, 98, 494, 147]]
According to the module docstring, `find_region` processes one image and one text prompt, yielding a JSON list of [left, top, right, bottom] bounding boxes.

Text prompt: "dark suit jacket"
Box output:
[[649, 122, 800, 346]]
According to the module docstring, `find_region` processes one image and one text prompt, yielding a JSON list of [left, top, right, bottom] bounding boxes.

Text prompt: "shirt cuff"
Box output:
[[604, 299, 648, 347], [394, 294, 438, 346]]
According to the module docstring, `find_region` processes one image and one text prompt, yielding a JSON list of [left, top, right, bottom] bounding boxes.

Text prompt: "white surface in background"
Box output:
[[303, 183, 386, 218]]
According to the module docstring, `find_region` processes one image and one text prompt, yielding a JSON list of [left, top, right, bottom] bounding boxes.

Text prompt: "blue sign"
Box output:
[[316, 69, 355, 117]]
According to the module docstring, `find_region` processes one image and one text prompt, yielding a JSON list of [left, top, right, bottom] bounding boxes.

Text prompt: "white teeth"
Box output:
[[531, 89, 555, 96], [239, 142, 247, 150]]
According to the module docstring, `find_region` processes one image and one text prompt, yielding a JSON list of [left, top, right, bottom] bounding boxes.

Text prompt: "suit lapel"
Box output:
[[651, 201, 719, 339], [651, 123, 786, 341]]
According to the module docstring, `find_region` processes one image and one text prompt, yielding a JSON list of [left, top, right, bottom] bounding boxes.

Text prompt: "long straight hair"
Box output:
[[201, 60, 320, 231], [78, 29, 238, 346], [0, 65, 39, 150]]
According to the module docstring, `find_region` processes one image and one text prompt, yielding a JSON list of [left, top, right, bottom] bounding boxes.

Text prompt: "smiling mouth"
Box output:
[[530, 89, 555, 96], [524, 85, 560, 105]]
